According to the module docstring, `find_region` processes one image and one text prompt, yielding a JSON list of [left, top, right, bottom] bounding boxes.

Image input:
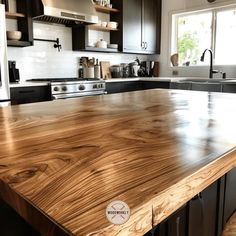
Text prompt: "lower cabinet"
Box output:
[[191, 82, 222, 92], [141, 81, 170, 90], [223, 167, 236, 224], [188, 180, 223, 236], [222, 84, 236, 93], [106, 81, 170, 94], [169, 82, 192, 90], [0, 199, 40, 236], [145, 174, 230, 236], [10, 86, 51, 105]]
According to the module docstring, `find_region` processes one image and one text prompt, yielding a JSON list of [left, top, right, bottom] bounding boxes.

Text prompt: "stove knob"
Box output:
[[79, 85, 85, 90], [62, 86, 67, 92], [54, 87, 59, 92]]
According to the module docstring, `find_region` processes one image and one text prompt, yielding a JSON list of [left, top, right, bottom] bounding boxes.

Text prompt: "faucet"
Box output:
[[200, 49, 226, 79]]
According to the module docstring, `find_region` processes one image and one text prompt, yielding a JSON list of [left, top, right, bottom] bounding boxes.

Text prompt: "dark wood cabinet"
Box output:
[[169, 82, 192, 90], [191, 82, 222, 92], [106, 82, 122, 94], [122, 0, 142, 53], [223, 167, 236, 224], [0, 199, 40, 236], [166, 205, 188, 236], [188, 180, 223, 236], [6, 0, 33, 47], [142, 81, 170, 90], [110, 0, 161, 54], [106, 81, 169, 94], [222, 84, 236, 93], [10, 86, 51, 105], [145, 176, 226, 236]]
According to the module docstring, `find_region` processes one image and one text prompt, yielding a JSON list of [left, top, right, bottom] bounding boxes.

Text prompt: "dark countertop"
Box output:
[[0, 89, 236, 235]]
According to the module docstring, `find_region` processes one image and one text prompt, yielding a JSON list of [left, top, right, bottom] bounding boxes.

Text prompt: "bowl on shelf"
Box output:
[[7, 31, 22, 41], [107, 21, 118, 29]]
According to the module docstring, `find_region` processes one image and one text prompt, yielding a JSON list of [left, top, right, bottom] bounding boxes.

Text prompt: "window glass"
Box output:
[[215, 8, 236, 65], [176, 12, 212, 66]]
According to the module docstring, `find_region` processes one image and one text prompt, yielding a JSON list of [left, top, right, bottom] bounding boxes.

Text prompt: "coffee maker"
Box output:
[[8, 61, 20, 83]]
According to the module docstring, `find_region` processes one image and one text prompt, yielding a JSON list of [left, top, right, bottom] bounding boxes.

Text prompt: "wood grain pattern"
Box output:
[[0, 90, 236, 236], [222, 211, 236, 236]]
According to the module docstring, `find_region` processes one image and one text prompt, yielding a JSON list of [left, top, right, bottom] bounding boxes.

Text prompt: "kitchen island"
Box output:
[[0, 89, 236, 236]]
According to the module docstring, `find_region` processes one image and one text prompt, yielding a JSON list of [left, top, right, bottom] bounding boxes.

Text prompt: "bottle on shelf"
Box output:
[[94, 59, 101, 79]]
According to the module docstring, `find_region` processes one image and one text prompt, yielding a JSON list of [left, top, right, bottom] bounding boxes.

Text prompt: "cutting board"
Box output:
[[100, 61, 112, 79]]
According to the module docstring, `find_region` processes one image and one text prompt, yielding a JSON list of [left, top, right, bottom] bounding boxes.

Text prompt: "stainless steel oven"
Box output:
[[27, 78, 106, 100], [0, 4, 10, 106]]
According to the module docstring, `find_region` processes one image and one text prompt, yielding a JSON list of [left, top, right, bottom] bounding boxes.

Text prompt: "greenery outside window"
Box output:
[[172, 5, 236, 66]]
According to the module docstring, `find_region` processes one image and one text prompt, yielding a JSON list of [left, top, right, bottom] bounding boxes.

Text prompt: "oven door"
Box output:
[[52, 91, 106, 100], [0, 4, 10, 103]]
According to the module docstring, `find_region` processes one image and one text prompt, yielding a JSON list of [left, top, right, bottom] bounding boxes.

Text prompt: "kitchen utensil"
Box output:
[[120, 63, 130, 78], [110, 65, 123, 78], [94, 59, 101, 79], [100, 61, 111, 79], [83, 67, 94, 78], [96, 39, 107, 48], [7, 31, 22, 40], [129, 62, 140, 77], [152, 61, 160, 77]]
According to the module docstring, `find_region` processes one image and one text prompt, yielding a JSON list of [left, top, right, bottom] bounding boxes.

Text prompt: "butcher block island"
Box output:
[[0, 89, 236, 236]]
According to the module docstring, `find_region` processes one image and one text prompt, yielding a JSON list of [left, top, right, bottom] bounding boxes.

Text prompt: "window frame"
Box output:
[[171, 4, 236, 67]]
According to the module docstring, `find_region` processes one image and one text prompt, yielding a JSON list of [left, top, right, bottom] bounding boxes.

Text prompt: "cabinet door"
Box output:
[[169, 82, 192, 90], [10, 86, 51, 105], [105, 82, 121, 94], [0, 199, 40, 236], [224, 167, 236, 224], [123, 0, 143, 53], [188, 181, 219, 236], [142, 0, 158, 53], [120, 81, 142, 92], [222, 84, 236, 93], [167, 205, 187, 236], [142, 81, 170, 90], [191, 82, 222, 92]]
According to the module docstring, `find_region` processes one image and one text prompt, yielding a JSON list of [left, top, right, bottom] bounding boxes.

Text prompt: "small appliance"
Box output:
[[8, 61, 20, 83]]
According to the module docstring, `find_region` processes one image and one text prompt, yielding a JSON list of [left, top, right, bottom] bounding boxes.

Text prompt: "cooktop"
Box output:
[[27, 78, 102, 82]]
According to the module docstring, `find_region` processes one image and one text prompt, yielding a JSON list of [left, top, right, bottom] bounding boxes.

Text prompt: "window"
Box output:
[[172, 5, 236, 66]]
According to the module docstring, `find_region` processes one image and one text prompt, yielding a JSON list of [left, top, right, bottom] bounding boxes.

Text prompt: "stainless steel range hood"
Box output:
[[32, 0, 98, 25]]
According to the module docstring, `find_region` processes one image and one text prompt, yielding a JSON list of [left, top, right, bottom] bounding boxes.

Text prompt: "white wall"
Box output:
[[7, 22, 150, 81], [6, 0, 151, 81], [159, 0, 236, 78]]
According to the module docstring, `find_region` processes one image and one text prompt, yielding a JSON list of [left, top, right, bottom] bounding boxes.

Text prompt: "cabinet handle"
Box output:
[[176, 216, 180, 236], [145, 42, 148, 50], [141, 42, 145, 49], [19, 90, 35, 94]]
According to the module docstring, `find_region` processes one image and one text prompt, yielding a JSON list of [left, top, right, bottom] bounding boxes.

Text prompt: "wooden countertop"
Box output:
[[0, 89, 236, 235]]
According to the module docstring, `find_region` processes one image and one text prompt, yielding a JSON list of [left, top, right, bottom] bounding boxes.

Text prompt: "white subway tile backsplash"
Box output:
[[7, 22, 152, 81]]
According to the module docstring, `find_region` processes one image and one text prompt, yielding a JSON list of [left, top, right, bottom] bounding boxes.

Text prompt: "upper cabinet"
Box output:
[[110, 0, 161, 54], [5, 0, 33, 47]]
